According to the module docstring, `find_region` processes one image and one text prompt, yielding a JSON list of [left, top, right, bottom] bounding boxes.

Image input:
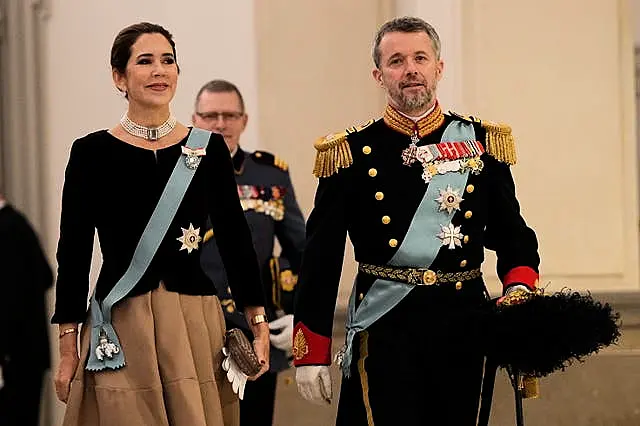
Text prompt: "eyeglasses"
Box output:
[[195, 111, 244, 122]]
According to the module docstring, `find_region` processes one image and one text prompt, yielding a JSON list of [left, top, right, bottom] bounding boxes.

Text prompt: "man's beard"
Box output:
[[402, 88, 432, 112], [388, 77, 436, 115]]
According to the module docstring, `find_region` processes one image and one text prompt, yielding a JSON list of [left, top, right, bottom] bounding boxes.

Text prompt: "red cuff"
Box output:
[[292, 322, 331, 366], [502, 266, 539, 291]]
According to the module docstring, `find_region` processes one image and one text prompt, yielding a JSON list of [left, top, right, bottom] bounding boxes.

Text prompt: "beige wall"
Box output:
[[462, 0, 639, 293], [633, 0, 640, 42]]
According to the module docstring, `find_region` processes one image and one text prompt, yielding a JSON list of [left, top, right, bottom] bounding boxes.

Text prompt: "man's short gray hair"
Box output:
[[372, 16, 441, 68], [194, 79, 245, 112]]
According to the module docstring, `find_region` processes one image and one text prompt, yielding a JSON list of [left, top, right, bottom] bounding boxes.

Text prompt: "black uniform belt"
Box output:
[[358, 263, 482, 286]]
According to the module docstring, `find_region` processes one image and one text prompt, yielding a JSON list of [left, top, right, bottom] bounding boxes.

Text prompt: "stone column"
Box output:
[[395, 0, 466, 111]]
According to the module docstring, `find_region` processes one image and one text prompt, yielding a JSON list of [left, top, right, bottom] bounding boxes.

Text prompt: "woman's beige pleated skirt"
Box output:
[[62, 283, 239, 426]]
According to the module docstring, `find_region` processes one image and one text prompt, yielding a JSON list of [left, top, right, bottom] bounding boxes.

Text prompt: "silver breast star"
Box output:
[[435, 185, 464, 214]]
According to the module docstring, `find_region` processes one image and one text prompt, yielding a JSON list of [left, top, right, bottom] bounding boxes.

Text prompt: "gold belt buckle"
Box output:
[[411, 268, 437, 285]]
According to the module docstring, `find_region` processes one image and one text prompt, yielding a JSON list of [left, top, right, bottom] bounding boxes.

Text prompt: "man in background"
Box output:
[[194, 80, 306, 425]]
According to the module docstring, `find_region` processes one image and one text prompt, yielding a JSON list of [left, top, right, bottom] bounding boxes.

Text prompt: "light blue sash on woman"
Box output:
[[341, 121, 476, 377], [86, 128, 211, 371]]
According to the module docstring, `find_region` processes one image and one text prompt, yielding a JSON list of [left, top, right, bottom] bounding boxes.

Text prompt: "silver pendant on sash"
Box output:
[[95, 328, 120, 361]]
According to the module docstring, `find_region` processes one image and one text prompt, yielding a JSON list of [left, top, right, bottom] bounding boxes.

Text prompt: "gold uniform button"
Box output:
[[382, 215, 391, 224], [455, 281, 463, 290], [375, 192, 384, 201], [466, 184, 474, 193], [463, 235, 470, 244], [358, 293, 364, 301], [368, 168, 378, 177], [389, 239, 398, 247], [464, 211, 473, 219], [255, 152, 262, 158], [460, 260, 468, 268], [363, 146, 372, 155]]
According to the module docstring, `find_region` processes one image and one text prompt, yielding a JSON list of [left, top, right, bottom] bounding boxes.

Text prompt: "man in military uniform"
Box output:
[[293, 17, 540, 425], [193, 80, 306, 426]]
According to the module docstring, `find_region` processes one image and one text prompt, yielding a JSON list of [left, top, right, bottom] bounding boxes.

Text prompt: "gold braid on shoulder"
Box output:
[[482, 120, 517, 165], [312, 119, 374, 178], [313, 131, 350, 178], [449, 111, 517, 165]]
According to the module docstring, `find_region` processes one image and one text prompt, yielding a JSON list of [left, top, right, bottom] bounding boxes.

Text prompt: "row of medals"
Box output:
[[401, 132, 474, 250]]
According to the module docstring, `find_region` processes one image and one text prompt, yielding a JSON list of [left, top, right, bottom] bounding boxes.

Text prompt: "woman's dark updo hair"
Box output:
[[110, 22, 180, 76]]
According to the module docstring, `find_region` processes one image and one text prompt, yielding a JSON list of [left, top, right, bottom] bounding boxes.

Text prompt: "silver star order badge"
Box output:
[[438, 223, 463, 249], [435, 185, 463, 214], [177, 223, 202, 253]]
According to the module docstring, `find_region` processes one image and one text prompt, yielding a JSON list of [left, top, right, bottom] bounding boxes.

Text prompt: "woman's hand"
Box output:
[[249, 328, 270, 381], [244, 306, 270, 381], [55, 352, 79, 403], [54, 324, 79, 403]]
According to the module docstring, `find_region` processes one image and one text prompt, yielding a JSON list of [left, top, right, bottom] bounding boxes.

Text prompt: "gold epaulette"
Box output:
[[313, 130, 350, 178], [450, 111, 517, 165], [274, 156, 288, 171], [313, 119, 374, 178], [251, 151, 289, 171], [482, 120, 517, 165]]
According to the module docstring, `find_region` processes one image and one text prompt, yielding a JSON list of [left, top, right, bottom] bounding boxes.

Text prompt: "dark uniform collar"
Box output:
[[232, 146, 247, 175], [383, 101, 445, 138]]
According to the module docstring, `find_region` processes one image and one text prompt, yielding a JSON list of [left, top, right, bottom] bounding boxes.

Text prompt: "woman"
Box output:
[[52, 22, 269, 426]]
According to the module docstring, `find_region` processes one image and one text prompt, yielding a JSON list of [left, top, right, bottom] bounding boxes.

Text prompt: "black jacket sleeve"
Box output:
[[483, 154, 540, 288], [52, 140, 96, 324], [293, 168, 349, 364]]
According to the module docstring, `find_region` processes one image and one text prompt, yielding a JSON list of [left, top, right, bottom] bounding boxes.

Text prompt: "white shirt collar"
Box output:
[[230, 146, 238, 158], [398, 103, 436, 122], [0, 200, 6, 210]]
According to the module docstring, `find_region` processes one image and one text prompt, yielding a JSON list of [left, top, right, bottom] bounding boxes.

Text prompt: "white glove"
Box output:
[[295, 365, 332, 405], [268, 314, 294, 351], [221, 347, 248, 400]]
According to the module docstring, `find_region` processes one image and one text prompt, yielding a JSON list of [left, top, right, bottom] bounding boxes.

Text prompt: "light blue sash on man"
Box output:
[[86, 128, 211, 372], [341, 121, 476, 377]]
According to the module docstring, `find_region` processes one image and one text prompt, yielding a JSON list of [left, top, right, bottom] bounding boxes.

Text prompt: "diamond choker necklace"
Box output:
[[120, 113, 177, 141]]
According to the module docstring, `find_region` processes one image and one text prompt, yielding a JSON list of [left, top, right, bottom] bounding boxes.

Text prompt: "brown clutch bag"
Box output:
[[225, 328, 262, 377]]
